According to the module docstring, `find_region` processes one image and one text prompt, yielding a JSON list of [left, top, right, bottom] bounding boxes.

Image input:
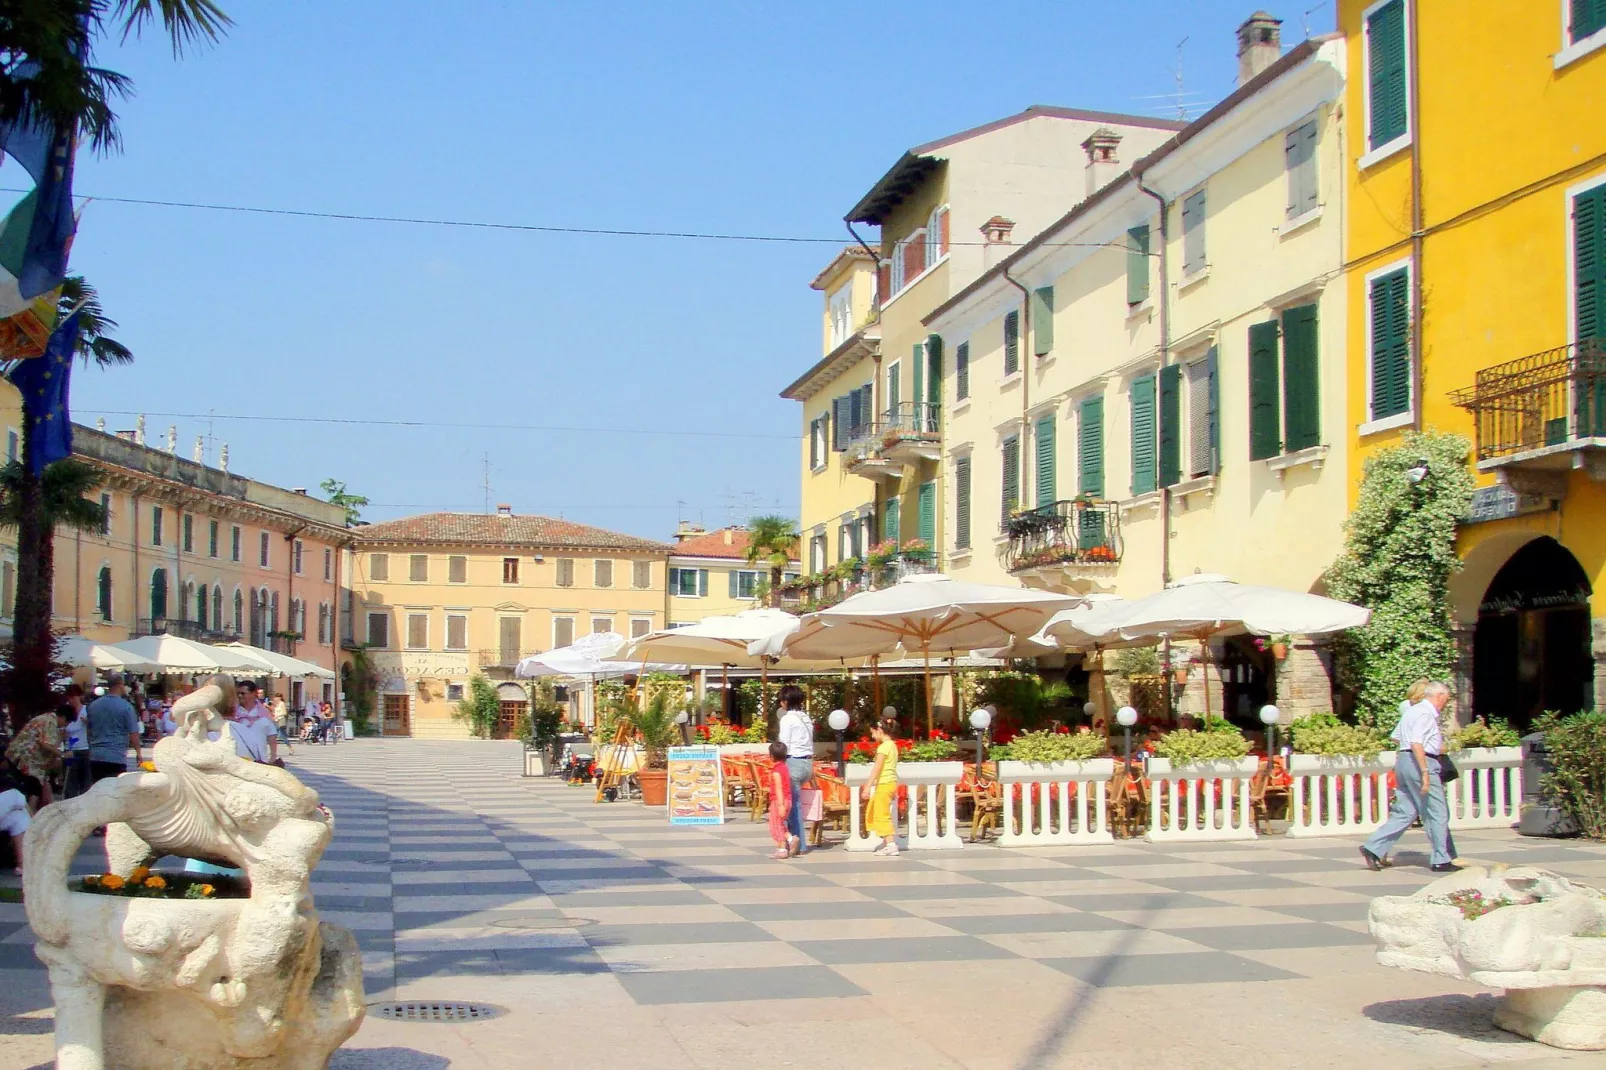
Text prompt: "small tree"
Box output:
[[1325, 431, 1474, 732], [320, 479, 369, 526], [453, 675, 500, 739], [745, 515, 799, 607]]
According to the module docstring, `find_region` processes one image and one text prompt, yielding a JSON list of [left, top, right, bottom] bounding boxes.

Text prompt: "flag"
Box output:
[[8, 312, 80, 472], [0, 62, 80, 352]]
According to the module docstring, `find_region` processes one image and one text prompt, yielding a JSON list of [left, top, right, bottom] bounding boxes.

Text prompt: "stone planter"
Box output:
[[1144, 755, 1260, 842], [523, 748, 550, 777], [996, 759, 1116, 846]]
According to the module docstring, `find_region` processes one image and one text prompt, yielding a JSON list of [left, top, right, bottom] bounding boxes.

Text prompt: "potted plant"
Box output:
[[1149, 723, 1255, 780], [625, 690, 681, 806], [524, 683, 565, 777], [995, 728, 1111, 778]]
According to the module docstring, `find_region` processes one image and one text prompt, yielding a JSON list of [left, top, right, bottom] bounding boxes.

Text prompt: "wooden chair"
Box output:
[[1249, 761, 1273, 836], [964, 766, 1004, 842], [723, 757, 755, 813], [743, 759, 771, 822], [811, 772, 852, 846]]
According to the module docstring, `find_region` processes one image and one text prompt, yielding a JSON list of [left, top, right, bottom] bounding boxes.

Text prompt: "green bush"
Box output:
[[1448, 716, 1521, 750], [1112, 647, 1161, 677], [905, 738, 959, 762], [705, 724, 743, 745], [1153, 727, 1251, 763], [452, 675, 500, 739], [1535, 710, 1606, 839], [996, 730, 1109, 763], [1288, 713, 1388, 756]]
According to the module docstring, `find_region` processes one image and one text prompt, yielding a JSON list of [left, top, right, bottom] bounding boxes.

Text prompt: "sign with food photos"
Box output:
[[666, 745, 724, 825]]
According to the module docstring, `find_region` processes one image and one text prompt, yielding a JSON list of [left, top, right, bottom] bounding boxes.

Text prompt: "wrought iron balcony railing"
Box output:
[[1448, 339, 1606, 462], [136, 617, 240, 643], [1003, 499, 1122, 573], [878, 401, 941, 441]]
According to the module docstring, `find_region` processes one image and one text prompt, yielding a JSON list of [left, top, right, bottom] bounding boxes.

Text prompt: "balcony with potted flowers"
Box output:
[[877, 401, 942, 465], [840, 420, 904, 482], [1003, 497, 1122, 589]]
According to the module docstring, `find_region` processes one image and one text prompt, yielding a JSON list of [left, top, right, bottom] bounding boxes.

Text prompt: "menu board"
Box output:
[[666, 745, 724, 825]]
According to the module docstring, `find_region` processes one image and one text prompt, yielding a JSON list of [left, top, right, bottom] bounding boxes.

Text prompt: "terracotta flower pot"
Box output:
[[637, 768, 669, 806], [1272, 642, 1288, 660]]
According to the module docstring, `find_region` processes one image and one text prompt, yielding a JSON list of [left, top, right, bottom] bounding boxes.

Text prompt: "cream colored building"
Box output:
[[785, 106, 1185, 582], [926, 22, 1348, 717], [350, 508, 672, 738], [665, 524, 800, 625]]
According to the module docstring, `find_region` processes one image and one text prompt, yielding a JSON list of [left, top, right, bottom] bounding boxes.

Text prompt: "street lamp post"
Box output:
[[828, 708, 850, 778], [1116, 705, 1139, 768], [969, 705, 993, 772], [1259, 704, 1281, 758]]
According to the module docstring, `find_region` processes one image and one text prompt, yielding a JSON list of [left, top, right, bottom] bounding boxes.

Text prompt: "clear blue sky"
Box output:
[[60, 0, 1333, 539]]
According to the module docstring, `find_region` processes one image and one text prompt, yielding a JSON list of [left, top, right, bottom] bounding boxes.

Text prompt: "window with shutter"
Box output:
[[182, 514, 193, 553], [849, 387, 864, 436], [1575, 184, 1605, 343], [324, 547, 333, 580], [1158, 364, 1182, 487], [1130, 376, 1157, 494], [1034, 415, 1056, 505], [954, 458, 971, 550], [858, 385, 873, 431], [633, 560, 652, 588], [1285, 120, 1318, 218], [956, 342, 970, 400], [1127, 225, 1151, 305], [809, 417, 822, 469], [1249, 320, 1283, 459], [917, 481, 936, 546], [406, 613, 428, 649], [697, 569, 709, 596], [1366, 0, 1408, 150], [553, 617, 574, 649], [409, 554, 428, 582], [369, 553, 389, 582], [556, 558, 575, 587], [1078, 396, 1105, 498], [1001, 435, 1021, 520], [631, 618, 651, 638], [832, 395, 848, 450], [366, 612, 389, 648], [1368, 266, 1411, 419], [1181, 191, 1207, 276], [925, 335, 943, 409], [912, 343, 925, 424], [1032, 288, 1054, 355], [259, 531, 270, 568], [231, 526, 241, 562], [884, 497, 900, 543], [1281, 304, 1321, 451], [208, 520, 218, 558], [1003, 311, 1020, 376], [152, 506, 163, 547], [1575, 0, 1606, 41], [446, 614, 467, 650], [728, 570, 740, 599], [502, 557, 520, 584], [595, 559, 613, 588], [448, 555, 467, 583], [887, 361, 901, 413], [1187, 359, 1213, 477]]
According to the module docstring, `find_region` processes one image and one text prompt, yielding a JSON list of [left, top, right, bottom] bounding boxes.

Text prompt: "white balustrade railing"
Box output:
[[1445, 746, 1523, 830], [898, 762, 964, 850], [995, 759, 1115, 847], [843, 765, 879, 851], [1144, 756, 1260, 842], [1286, 753, 1391, 838]]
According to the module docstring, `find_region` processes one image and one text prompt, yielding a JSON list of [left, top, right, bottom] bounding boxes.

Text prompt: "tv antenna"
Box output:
[[481, 453, 492, 513], [1131, 36, 1209, 120]]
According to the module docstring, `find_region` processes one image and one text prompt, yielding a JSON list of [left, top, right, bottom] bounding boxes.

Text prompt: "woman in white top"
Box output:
[[1360, 679, 1458, 872]]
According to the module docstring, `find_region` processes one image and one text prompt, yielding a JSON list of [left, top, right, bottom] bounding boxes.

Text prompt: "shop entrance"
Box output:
[[1473, 536, 1593, 732], [1217, 636, 1276, 728]]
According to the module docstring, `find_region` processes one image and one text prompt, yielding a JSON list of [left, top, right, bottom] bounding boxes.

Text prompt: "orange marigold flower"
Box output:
[[197, 884, 216, 897], [143, 876, 166, 890], [128, 866, 150, 883], [138, 761, 157, 772], [100, 875, 126, 890]]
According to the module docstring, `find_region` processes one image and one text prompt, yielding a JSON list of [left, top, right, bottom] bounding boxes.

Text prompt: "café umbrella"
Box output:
[[54, 635, 160, 674], [111, 634, 267, 674]]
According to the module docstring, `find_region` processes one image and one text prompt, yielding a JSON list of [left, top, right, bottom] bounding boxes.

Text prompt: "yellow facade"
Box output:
[[1339, 0, 1606, 723], [665, 525, 799, 625], [352, 511, 671, 738]]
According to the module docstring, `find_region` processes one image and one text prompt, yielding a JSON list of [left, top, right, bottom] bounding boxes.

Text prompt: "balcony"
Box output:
[[1449, 340, 1606, 499], [876, 402, 942, 464], [841, 424, 903, 481], [1003, 499, 1122, 587], [476, 649, 541, 676], [136, 617, 241, 644], [773, 550, 941, 612]]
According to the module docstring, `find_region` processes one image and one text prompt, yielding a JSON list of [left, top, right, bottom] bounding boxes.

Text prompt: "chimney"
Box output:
[[674, 520, 706, 542], [1080, 127, 1123, 200], [496, 503, 513, 516], [292, 487, 308, 496], [1236, 11, 1283, 86], [980, 216, 1016, 269], [722, 528, 735, 546]]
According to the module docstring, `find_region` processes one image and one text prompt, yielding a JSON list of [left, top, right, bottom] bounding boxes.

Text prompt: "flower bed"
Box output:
[[76, 866, 248, 900]]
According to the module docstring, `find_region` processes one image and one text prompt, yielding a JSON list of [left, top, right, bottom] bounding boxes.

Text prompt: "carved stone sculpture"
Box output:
[[24, 677, 365, 1070], [1369, 865, 1606, 1050]]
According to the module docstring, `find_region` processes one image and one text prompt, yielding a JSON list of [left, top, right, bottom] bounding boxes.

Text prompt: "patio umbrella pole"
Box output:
[[923, 648, 933, 737], [721, 663, 729, 721]]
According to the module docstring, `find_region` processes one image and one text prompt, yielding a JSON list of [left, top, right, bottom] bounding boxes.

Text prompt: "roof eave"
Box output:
[[779, 326, 882, 401]]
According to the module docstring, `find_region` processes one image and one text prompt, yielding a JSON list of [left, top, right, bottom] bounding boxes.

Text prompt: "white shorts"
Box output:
[[0, 789, 29, 837]]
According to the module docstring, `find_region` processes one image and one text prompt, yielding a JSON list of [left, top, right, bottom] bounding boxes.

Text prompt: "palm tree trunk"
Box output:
[[769, 565, 783, 609], [9, 417, 55, 729]]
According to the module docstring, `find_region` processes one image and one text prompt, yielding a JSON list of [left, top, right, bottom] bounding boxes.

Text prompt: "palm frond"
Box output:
[[744, 513, 799, 565], [0, 459, 106, 532], [112, 0, 233, 55], [58, 277, 134, 366]]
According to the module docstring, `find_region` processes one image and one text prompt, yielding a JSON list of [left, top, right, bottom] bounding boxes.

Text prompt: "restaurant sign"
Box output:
[[1462, 484, 1550, 526], [367, 652, 473, 678]]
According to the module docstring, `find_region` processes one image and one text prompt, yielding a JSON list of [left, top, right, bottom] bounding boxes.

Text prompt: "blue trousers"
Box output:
[[1364, 751, 1455, 867], [785, 757, 813, 845]]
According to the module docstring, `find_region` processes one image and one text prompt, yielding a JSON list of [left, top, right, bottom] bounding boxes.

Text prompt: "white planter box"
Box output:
[[995, 758, 1116, 847], [1285, 752, 1391, 837], [523, 749, 549, 778], [1445, 746, 1524, 829], [893, 762, 963, 850], [1146, 756, 1260, 778], [1145, 755, 1260, 842]]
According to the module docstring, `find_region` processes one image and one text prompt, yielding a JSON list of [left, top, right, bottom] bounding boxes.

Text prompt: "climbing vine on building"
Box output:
[[1325, 431, 1474, 732]]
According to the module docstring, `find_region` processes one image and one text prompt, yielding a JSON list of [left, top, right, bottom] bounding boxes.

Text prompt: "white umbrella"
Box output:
[[752, 574, 1080, 733], [614, 609, 797, 669], [55, 635, 160, 674], [220, 642, 337, 680], [1035, 595, 1135, 651], [515, 632, 683, 730], [112, 634, 266, 674]]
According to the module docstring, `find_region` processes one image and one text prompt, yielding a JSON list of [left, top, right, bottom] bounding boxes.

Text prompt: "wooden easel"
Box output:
[[594, 721, 636, 803]]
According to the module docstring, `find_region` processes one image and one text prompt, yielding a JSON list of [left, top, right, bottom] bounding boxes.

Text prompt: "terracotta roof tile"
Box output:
[[353, 512, 673, 553], [671, 527, 755, 560]]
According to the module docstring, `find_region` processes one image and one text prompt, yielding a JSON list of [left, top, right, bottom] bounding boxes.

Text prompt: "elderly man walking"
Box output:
[[1361, 680, 1460, 873]]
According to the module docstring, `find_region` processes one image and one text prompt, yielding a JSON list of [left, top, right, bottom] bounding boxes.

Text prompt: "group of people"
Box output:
[[764, 686, 902, 860]]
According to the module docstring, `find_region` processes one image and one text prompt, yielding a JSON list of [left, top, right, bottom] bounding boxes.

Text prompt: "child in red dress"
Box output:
[[766, 741, 798, 859]]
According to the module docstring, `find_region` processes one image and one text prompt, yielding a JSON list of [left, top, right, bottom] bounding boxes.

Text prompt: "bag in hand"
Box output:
[[1435, 753, 1459, 783]]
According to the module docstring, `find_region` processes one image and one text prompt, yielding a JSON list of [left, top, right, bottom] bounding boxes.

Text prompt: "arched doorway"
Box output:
[[1474, 536, 1593, 731], [495, 682, 528, 740]]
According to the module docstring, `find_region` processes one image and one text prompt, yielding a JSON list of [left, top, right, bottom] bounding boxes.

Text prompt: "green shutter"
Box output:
[[1577, 185, 1605, 343], [1035, 415, 1056, 505], [926, 334, 943, 405], [1033, 287, 1054, 354], [1281, 303, 1321, 451], [1367, 0, 1407, 149], [954, 459, 972, 550], [698, 569, 709, 597], [1249, 320, 1282, 460], [917, 481, 936, 545], [886, 363, 900, 412], [1130, 375, 1157, 495], [1127, 225, 1150, 305], [1158, 363, 1182, 487], [911, 342, 925, 425], [1004, 311, 1020, 376], [1078, 395, 1105, 498], [884, 497, 901, 543], [956, 341, 970, 400], [1369, 268, 1411, 419], [729, 570, 740, 598], [1576, 0, 1606, 40], [1206, 346, 1221, 473], [1001, 436, 1020, 519]]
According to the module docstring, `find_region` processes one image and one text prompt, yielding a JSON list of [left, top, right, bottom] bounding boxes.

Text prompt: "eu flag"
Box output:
[[8, 312, 80, 472], [0, 84, 79, 311]]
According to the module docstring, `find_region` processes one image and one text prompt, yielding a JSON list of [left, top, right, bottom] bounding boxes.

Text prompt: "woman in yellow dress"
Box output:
[[860, 716, 901, 857]]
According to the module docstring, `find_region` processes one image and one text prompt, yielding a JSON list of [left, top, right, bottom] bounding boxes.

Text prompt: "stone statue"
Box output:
[[24, 677, 365, 1070], [1370, 864, 1606, 1050]]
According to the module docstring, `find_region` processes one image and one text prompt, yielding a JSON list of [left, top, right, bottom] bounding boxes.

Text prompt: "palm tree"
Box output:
[[4, 277, 128, 725], [745, 515, 799, 608]]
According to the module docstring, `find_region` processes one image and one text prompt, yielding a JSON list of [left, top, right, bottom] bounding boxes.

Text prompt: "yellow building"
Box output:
[[1339, 0, 1606, 727], [926, 19, 1349, 717], [785, 107, 1185, 583], [350, 508, 672, 737], [665, 524, 799, 625]]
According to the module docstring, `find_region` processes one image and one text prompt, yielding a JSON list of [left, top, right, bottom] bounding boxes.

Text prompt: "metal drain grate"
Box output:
[[369, 1000, 506, 1023]]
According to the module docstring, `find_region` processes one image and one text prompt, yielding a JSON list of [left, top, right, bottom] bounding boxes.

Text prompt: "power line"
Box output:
[[77, 409, 796, 441]]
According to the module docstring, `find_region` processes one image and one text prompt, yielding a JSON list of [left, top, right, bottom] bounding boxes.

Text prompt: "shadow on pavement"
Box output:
[[1362, 992, 1525, 1043], [331, 1047, 451, 1069]]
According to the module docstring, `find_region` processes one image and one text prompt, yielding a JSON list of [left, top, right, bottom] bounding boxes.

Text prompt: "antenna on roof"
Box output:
[[481, 453, 492, 514], [1169, 36, 1190, 121], [1302, 0, 1331, 38]]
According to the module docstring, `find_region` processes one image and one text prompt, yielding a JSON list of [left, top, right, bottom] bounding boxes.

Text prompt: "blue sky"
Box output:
[[59, 0, 1334, 539]]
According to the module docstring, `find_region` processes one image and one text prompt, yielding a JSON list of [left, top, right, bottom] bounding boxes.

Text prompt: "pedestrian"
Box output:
[[318, 701, 336, 744], [0, 765, 30, 876], [86, 673, 142, 787], [7, 704, 64, 806], [60, 685, 89, 797], [1361, 679, 1459, 873], [231, 680, 278, 764], [765, 741, 798, 859], [860, 714, 901, 857], [775, 684, 813, 857]]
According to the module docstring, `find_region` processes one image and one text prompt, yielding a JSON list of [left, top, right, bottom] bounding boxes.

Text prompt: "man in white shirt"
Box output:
[[775, 684, 814, 856], [231, 680, 279, 764], [1361, 681, 1457, 872]]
